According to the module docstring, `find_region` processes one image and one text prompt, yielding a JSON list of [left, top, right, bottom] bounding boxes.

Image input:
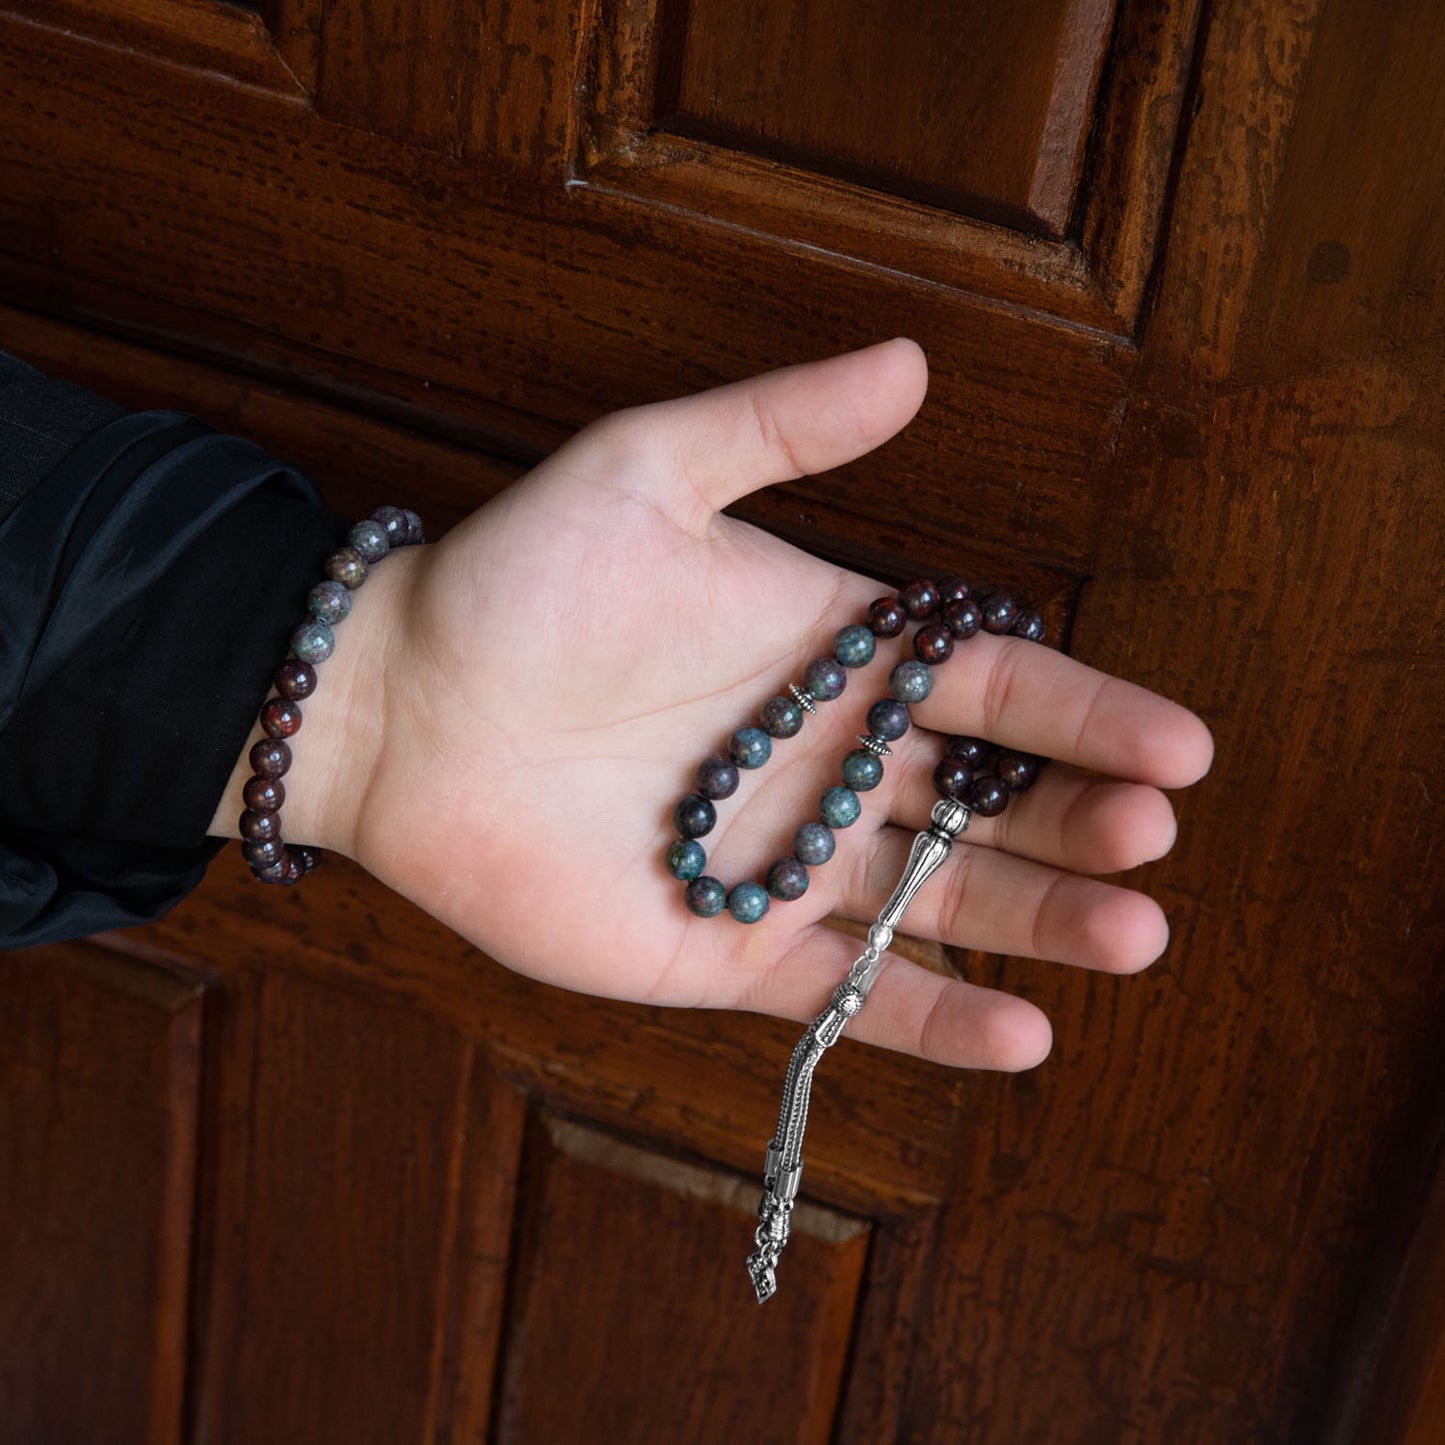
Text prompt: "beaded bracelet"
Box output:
[[665, 573, 1051, 1304], [240, 506, 425, 885]]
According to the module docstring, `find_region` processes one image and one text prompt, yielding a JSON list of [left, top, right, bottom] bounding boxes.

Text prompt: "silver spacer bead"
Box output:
[[856, 733, 892, 758], [787, 683, 817, 714]]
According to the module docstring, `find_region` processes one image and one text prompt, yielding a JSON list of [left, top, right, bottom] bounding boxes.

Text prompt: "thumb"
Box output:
[[581, 338, 929, 531]]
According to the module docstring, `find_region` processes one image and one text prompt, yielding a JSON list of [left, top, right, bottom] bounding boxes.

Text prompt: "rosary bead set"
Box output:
[[665, 575, 1047, 925]]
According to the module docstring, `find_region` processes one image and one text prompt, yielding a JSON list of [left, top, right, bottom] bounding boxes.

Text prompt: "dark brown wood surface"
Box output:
[[1, 0, 1442, 1441]]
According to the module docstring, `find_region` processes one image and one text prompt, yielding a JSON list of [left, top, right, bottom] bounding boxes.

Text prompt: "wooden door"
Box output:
[[2, 1, 1442, 1441]]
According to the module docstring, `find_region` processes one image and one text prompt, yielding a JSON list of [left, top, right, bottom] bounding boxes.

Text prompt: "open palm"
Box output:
[[345, 340, 1213, 1070]]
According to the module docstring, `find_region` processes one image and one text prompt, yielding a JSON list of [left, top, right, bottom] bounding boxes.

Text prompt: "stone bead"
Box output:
[[242, 837, 285, 870], [841, 748, 884, 792], [696, 755, 740, 800], [945, 736, 989, 768], [292, 620, 335, 664], [1012, 611, 1046, 643], [294, 846, 319, 874], [866, 597, 907, 637], [243, 776, 284, 812], [833, 624, 876, 668], [981, 594, 1018, 634], [932, 757, 974, 802], [372, 505, 410, 547], [729, 727, 772, 770], [673, 794, 716, 839], [968, 777, 1010, 816], [889, 659, 934, 704], [761, 695, 804, 738], [275, 659, 317, 701], [666, 838, 707, 881], [307, 580, 352, 626], [261, 698, 303, 739], [348, 519, 391, 563], [684, 876, 727, 918], [253, 856, 290, 884], [998, 751, 1040, 790], [803, 656, 847, 702], [766, 857, 809, 901], [899, 578, 940, 619], [239, 808, 282, 843], [819, 785, 861, 829], [936, 575, 970, 606], [914, 624, 954, 665], [727, 881, 770, 924], [279, 853, 306, 884], [403, 509, 426, 544], [943, 598, 982, 639], [249, 738, 292, 779], [326, 547, 369, 589], [793, 821, 836, 866], [866, 698, 911, 741]]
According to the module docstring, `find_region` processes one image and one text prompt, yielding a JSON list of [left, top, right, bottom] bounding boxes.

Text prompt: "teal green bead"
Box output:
[[666, 839, 706, 881], [727, 881, 770, 924], [684, 876, 727, 917], [729, 727, 772, 769], [291, 620, 335, 664], [889, 659, 934, 704], [834, 624, 875, 668], [794, 822, 836, 866], [841, 749, 884, 791], [307, 580, 352, 626], [819, 786, 861, 828]]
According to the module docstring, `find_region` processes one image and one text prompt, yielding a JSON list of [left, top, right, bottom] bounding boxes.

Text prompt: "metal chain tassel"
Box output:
[[747, 797, 972, 1303]]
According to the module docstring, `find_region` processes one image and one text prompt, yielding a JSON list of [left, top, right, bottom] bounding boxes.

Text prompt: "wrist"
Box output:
[[207, 542, 422, 860]]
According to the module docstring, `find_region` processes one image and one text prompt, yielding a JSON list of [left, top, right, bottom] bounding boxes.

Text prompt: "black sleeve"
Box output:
[[0, 349, 351, 948]]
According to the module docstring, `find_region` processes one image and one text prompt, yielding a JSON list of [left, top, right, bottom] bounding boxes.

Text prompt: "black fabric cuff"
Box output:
[[1, 405, 350, 947]]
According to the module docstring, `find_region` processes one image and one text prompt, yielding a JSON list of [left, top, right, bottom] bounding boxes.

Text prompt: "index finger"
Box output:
[[908, 631, 1214, 788]]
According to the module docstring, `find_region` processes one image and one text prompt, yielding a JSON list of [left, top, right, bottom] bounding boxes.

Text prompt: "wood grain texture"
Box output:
[[2, 0, 1443, 1439], [494, 1113, 869, 1443], [0, 945, 204, 1445], [658, 0, 1115, 234], [217, 971, 524, 1445]]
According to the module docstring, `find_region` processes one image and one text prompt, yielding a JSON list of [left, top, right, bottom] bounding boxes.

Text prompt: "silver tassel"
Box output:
[[747, 799, 971, 1302]]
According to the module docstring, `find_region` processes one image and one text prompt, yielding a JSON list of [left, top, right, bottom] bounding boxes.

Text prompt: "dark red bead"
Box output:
[[914, 624, 954, 664], [242, 837, 285, 870], [998, 752, 1040, 790], [866, 597, 907, 637], [243, 776, 285, 812], [945, 736, 989, 768], [981, 595, 1018, 634], [1012, 611, 1046, 643], [968, 778, 1010, 816], [261, 698, 303, 738], [254, 857, 290, 884], [935, 575, 970, 606], [932, 757, 974, 802], [249, 738, 292, 779], [293, 845, 320, 874], [275, 660, 317, 700], [280, 855, 306, 884], [943, 599, 982, 639], [696, 755, 740, 800], [240, 809, 282, 842], [899, 578, 940, 619]]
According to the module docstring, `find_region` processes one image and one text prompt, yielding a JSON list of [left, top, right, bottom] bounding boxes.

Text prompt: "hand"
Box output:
[[217, 339, 1213, 1070]]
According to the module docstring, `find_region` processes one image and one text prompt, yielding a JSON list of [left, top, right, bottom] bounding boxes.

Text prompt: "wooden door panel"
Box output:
[[3, 0, 1443, 1441], [0, 945, 203, 1445]]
